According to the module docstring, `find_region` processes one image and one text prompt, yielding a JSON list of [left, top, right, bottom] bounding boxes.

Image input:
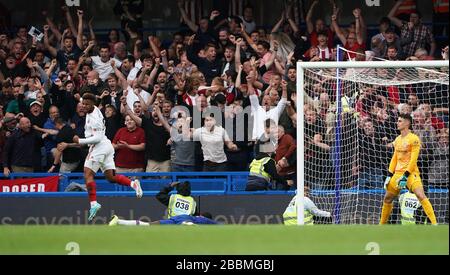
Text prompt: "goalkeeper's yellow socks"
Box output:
[[420, 198, 438, 225], [379, 202, 393, 225]]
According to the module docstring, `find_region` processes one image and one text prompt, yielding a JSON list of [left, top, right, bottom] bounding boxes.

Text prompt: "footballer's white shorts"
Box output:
[[84, 139, 116, 173]]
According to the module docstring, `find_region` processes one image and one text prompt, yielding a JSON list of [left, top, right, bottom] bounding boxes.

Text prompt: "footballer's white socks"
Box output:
[[117, 219, 150, 226], [90, 201, 98, 207]]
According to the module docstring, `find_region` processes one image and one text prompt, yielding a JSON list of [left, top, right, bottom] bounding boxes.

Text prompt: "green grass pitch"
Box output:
[[0, 225, 448, 255]]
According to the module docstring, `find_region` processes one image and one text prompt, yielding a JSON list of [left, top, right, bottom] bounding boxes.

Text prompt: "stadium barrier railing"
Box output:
[[0, 172, 447, 198]]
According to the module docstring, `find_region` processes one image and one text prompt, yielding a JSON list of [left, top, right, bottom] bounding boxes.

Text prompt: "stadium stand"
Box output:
[[0, 0, 448, 224]]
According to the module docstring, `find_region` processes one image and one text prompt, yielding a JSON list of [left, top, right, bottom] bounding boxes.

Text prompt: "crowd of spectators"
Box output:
[[0, 0, 448, 191]]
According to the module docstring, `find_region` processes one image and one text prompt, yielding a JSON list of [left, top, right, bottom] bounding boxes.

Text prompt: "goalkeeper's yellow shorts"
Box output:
[[387, 172, 422, 195]]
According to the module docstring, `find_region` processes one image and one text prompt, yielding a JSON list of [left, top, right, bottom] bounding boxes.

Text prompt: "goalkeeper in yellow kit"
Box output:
[[380, 114, 438, 225]]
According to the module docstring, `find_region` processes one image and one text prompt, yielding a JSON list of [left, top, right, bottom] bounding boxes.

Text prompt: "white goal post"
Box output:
[[296, 60, 449, 225]]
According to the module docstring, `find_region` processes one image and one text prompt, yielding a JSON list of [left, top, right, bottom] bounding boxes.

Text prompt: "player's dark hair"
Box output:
[[399, 113, 413, 129], [82, 93, 97, 103], [176, 181, 191, 197]]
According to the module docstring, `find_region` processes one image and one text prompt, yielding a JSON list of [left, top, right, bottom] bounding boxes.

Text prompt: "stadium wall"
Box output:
[[0, 194, 447, 225]]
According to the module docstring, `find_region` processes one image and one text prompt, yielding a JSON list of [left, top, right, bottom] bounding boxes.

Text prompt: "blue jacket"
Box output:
[[43, 118, 57, 154]]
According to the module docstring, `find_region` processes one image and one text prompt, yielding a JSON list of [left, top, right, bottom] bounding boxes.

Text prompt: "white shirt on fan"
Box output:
[[249, 94, 287, 140], [239, 16, 256, 33], [127, 67, 140, 82], [91, 56, 122, 82], [193, 126, 230, 163], [126, 86, 151, 112]]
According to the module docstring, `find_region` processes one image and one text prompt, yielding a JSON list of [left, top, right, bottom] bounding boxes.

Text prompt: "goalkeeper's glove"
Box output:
[[384, 173, 393, 190], [396, 172, 410, 189]]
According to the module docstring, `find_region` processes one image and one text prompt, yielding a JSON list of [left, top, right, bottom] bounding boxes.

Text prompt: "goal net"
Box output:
[[296, 58, 449, 225]]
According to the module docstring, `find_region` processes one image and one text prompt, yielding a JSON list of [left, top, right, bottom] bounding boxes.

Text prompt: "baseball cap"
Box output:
[[30, 101, 43, 107]]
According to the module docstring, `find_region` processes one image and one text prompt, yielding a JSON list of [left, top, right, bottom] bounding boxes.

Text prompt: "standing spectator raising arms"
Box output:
[[388, 0, 436, 57]]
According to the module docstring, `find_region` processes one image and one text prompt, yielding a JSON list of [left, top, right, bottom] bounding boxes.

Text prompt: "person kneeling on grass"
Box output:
[[108, 213, 217, 226]]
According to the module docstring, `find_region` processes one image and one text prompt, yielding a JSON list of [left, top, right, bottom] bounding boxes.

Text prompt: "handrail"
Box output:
[[0, 172, 447, 197]]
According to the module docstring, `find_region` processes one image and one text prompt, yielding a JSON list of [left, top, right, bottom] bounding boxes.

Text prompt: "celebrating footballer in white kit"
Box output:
[[72, 93, 143, 221]]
